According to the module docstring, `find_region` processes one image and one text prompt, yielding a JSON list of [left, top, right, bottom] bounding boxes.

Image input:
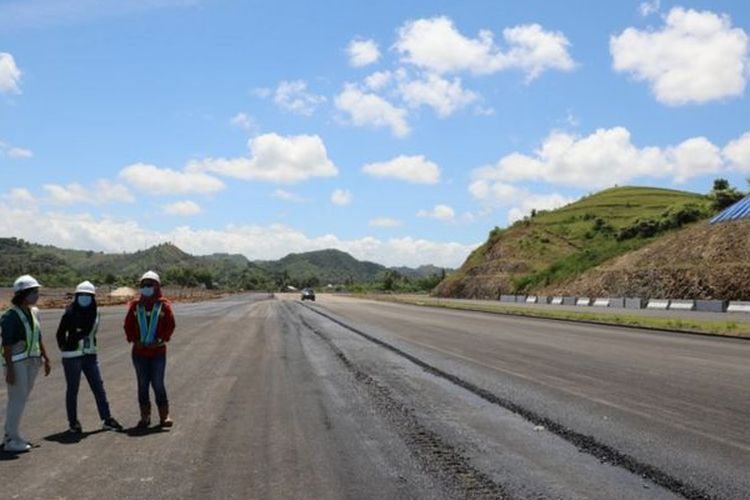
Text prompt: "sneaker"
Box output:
[[102, 417, 123, 431], [68, 421, 83, 434], [4, 439, 31, 452]]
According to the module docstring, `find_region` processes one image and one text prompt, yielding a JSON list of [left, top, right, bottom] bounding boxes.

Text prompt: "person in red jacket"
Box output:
[[123, 271, 175, 429]]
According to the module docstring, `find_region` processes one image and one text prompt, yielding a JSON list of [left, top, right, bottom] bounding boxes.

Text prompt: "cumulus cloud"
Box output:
[[273, 80, 326, 116], [398, 73, 477, 117], [230, 112, 256, 131], [0, 140, 32, 159], [2, 187, 36, 205], [162, 200, 202, 216], [43, 180, 135, 205], [394, 16, 575, 81], [335, 84, 410, 137], [362, 155, 440, 184], [506, 193, 576, 224], [0, 52, 21, 93], [347, 38, 381, 67], [364, 70, 393, 91], [639, 0, 660, 17], [467, 180, 573, 223], [187, 133, 338, 184], [369, 217, 403, 227], [723, 132, 750, 171], [330, 188, 352, 206], [0, 203, 475, 268], [471, 127, 727, 189], [417, 204, 455, 221], [611, 7, 749, 105], [120, 163, 225, 195]]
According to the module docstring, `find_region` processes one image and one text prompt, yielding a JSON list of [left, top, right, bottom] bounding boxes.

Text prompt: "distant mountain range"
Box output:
[[0, 238, 450, 290]]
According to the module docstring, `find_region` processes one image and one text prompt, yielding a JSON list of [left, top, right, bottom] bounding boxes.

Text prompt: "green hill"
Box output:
[[434, 186, 714, 298], [255, 249, 388, 286]]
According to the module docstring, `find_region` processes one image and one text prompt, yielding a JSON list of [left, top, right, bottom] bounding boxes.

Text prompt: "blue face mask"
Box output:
[[141, 286, 154, 297], [77, 295, 93, 308]]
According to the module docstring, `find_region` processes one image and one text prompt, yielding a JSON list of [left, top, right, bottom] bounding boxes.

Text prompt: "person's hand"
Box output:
[[5, 367, 15, 385], [43, 358, 51, 376]]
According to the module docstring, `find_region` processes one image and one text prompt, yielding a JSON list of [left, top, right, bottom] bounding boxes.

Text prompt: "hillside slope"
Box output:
[[433, 186, 712, 299], [539, 218, 750, 300]]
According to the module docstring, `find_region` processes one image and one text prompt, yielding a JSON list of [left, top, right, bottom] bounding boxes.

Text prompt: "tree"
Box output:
[[713, 178, 729, 191]]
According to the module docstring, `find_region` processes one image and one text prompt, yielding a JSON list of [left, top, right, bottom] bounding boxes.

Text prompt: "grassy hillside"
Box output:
[[434, 186, 713, 298], [256, 249, 387, 286]]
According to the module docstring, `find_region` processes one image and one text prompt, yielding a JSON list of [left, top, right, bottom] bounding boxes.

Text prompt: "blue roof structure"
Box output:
[[710, 195, 750, 224]]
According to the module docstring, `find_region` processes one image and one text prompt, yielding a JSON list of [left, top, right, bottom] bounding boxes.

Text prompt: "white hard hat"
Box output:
[[140, 270, 161, 285], [13, 275, 41, 293], [75, 280, 96, 295]]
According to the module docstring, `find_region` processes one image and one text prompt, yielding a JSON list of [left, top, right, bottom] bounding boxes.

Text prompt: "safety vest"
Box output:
[[2, 306, 42, 365], [136, 302, 163, 346], [60, 313, 100, 358]]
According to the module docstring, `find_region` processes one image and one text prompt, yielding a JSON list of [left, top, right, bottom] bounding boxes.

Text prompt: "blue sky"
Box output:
[[1, 0, 749, 267]]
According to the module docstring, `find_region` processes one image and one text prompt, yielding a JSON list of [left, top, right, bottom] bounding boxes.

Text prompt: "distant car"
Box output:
[[301, 288, 316, 301]]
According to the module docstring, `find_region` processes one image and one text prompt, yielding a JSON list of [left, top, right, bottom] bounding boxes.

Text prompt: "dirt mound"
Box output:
[[539, 219, 750, 300]]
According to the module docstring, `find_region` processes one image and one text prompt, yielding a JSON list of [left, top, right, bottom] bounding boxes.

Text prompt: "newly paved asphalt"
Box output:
[[1, 294, 747, 499]]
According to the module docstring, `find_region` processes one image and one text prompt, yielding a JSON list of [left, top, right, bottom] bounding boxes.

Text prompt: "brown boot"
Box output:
[[137, 403, 151, 429], [158, 404, 173, 428]]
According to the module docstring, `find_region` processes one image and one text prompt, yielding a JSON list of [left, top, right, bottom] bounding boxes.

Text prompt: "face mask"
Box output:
[[77, 295, 93, 308], [141, 286, 154, 297]]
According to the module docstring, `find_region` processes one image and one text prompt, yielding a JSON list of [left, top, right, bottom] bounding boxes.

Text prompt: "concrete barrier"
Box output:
[[525, 295, 538, 304], [647, 299, 670, 310], [727, 301, 750, 313], [668, 300, 695, 311], [550, 296, 563, 305], [562, 296, 577, 306], [592, 298, 610, 307], [500, 295, 515, 303], [538, 296, 551, 305], [576, 297, 591, 306], [514, 295, 527, 303], [625, 298, 645, 309], [608, 298, 626, 309], [694, 300, 727, 312]]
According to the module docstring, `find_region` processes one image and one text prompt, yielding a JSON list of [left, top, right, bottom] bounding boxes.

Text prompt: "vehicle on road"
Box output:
[[301, 288, 316, 301]]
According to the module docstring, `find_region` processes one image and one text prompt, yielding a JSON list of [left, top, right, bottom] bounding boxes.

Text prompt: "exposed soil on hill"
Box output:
[[538, 219, 750, 300]]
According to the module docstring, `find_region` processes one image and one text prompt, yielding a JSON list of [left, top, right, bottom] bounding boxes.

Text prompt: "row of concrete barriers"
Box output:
[[498, 295, 750, 313]]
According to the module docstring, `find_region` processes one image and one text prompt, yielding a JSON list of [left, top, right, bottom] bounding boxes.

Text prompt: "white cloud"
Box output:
[[417, 204, 455, 221], [0, 52, 21, 93], [230, 112, 256, 131], [394, 16, 575, 80], [252, 87, 272, 98], [273, 80, 326, 116], [362, 155, 440, 184], [472, 127, 727, 189], [0, 203, 475, 268], [347, 39, 381, 67], [364, 70, 393, 91], [330, 189, 352, 206], [723, 132, 750, 171], [474, 106, 495, 116], [369, 217, 403, 227], [398, 73, 477, 117], [506, 193, 575, 224], [162, 200, 202, 216], [187, 133, 338, 184], [640, 0, 660, 17], [43, 180, 135, 205], [272, 189, 305, 203], [2, 188, 36, 205], [0, 140, 32, 159], [120, 163, 225, 195], [611, 7, 749, 105], [334, 84, 410, 137]]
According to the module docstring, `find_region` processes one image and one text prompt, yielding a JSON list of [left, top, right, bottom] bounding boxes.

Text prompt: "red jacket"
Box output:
[[124, 297, 175, 358]]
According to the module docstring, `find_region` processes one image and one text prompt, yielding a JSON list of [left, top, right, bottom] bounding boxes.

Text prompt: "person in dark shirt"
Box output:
[[56, 280, 123, 433], [2, 275, 51, 453]]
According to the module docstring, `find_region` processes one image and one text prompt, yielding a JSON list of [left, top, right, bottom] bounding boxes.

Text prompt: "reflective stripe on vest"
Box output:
[[2, 306, 42, 365], [60, 313, 100, 358], [136, 302, 162, 346]]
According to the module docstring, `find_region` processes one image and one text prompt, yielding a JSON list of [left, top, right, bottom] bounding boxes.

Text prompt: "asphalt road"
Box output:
[[1, 294, 748, 499]]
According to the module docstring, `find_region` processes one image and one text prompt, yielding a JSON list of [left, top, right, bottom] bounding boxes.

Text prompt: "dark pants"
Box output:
[[62, 355, 112, 426], [132, 353, 168, 407]]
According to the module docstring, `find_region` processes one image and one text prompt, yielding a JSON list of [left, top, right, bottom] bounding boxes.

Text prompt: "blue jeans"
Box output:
[[62, 355, 112, 426], [132, 353, 168, 407]]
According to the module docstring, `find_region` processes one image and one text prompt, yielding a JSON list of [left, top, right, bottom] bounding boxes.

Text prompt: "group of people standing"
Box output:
[[2, 270, 175, 453]]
